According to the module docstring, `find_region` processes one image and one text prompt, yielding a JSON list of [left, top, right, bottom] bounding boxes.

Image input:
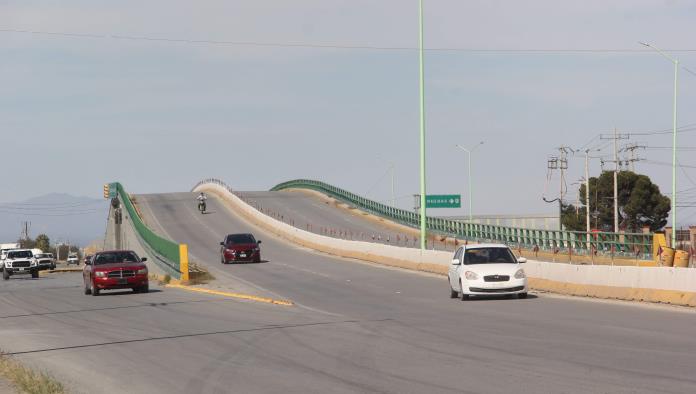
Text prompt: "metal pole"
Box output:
[[672, 60, 679, 247], [613, 127, 619, 233], [639, 42, 679, 247], [390, 163, 395, 207], [468, 151, 472, 224], [585, 150, 591, 250], [418, 0, 427, 251]]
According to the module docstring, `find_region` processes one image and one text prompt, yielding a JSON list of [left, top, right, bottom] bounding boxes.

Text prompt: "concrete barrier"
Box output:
[[196, 183, 696, 307]]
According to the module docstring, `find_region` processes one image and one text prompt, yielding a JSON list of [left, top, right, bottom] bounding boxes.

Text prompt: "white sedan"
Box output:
[[448, 244, 528, 300]]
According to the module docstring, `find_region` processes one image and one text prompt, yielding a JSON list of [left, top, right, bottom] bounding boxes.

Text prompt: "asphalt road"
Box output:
[[122, 192, 696, 394], [239, 190, 444, 249]]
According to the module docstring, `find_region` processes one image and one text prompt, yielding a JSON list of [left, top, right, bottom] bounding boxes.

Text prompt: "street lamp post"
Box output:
[[455, 142, 484, 239], [640, 42, 679, 247], [418, 0, 427, 251]]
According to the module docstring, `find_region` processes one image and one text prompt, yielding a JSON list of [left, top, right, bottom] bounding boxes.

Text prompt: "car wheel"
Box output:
[[91, 282, 100, 296], [31, 270, 39, 279], [448, 277, 458, 298], [518, 292, 528, 299], [140, 283, 149, 293], [459, 281, 469, 301], [2, 269, 9, 280]]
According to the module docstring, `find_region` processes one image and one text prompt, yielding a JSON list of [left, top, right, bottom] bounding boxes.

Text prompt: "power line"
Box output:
[[677, 159, 696, 189], [623, 124, 696, 136], [5, 28, 696, 54], [643, 160, 696, 169], [644, 146, 696, 151]]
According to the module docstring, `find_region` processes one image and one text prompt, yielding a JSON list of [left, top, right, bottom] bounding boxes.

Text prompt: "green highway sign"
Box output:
[[426, 194, 461, 208]]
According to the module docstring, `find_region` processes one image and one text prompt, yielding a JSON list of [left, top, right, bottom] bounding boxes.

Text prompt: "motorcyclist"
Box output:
[[197, 192, 207, 212]]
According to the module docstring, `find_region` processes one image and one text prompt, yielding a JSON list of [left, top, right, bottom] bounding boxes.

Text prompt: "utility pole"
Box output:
[[600, 129, 629, 233], [557, 146, 571, 231], [543, 155, 566, 231], [20, 221, 31, 240], [620, 143, 645, 172]]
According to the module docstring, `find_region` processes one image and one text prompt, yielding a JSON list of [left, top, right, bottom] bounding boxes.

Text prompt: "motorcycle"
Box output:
[[198, 200, 207, 214]]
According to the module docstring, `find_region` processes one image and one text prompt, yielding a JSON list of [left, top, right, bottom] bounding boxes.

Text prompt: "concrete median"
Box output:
[[196, 183, 696, 307]]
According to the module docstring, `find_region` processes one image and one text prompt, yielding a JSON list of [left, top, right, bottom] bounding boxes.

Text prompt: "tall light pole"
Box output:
[[389, 163, 396, 207], [640, 42, 678, 247], [418, 0, 427, 251], [455, 142, 484, 225], [584, 149, 591, 250]]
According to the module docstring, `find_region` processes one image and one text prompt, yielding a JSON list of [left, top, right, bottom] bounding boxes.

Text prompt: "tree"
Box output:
[[35, 234, 50, 252], [561, 171, 670, 232], [18, 238, 36, 249]]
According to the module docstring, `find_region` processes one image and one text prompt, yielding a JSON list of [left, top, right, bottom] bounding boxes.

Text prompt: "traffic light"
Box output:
[[103, 184, 110, 199]]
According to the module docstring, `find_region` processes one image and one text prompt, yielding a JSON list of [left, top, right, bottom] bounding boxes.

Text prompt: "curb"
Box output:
[[149, 273, 293, 306], [165, 284, 293, 306], [198, 184, 696, 308]]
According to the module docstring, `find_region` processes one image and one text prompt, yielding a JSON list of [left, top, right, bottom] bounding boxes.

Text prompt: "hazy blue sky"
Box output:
[[2, 1, 696, 224]]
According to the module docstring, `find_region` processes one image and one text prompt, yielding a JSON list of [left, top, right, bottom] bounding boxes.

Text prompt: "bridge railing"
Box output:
[[115, 182, 184, 278], [270, 179, 653, 259]]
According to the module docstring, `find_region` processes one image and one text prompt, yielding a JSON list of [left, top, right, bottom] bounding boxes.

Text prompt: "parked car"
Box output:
[[220, 233, 261, 264], [2, 249, 39, 279], [448, 244, 528, 300], [67, 253, 79, 265], [34, 253, 56, 271], [83, 250, 149, 296]]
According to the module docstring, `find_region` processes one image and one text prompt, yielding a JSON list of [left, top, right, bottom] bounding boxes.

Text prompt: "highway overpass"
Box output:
[[0, 180, 694, 393]]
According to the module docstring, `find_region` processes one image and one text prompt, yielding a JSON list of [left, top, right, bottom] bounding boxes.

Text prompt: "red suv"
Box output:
[[83, 250, 149, 296], [220, 233, 262, 264]]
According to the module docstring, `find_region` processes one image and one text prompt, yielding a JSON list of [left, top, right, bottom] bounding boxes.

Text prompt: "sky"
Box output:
[[2, 0, 696, 226]]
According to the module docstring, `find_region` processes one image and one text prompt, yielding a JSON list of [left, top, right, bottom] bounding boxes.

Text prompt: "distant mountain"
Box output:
[[0, 193, 109, 247]]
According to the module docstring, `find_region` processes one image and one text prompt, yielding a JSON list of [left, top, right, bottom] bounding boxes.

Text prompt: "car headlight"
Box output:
[[94, 271, 106, 277], [514, 269, 526, 279], [5, 262, 11, 268], [137, 268, 148, 275], [464, 271, 478, 280]]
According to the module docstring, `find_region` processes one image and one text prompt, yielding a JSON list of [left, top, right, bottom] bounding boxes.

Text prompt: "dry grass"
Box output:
[[185, 263, 215, 285], [0, 355, 65, 394]]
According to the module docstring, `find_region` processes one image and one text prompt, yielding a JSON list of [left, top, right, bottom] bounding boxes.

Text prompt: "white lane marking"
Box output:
[[272, 262, 333, 279], [176, 199, 344, 318]]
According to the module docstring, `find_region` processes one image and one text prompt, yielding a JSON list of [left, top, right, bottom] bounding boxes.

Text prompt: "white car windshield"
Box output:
[[7, 250, 33, 259], [464, 248, 517, 265]]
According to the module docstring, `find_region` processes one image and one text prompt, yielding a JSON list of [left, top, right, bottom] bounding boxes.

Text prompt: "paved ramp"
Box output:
[[131, 191, 696, 393]]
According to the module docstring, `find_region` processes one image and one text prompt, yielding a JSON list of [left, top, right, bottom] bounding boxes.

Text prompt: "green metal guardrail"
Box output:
[[114, 182, 183, 278], [271, 179, 653, 258]]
